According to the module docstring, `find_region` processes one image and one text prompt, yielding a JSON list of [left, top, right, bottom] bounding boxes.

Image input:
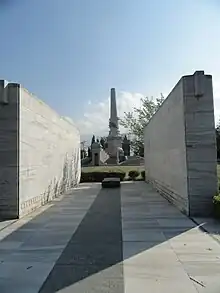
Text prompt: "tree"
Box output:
[[216, 121, 220, 160], [80, 149, 86, 159], [120, 94, 165, 156], [88, 147, 91, 158], [91, 135, 95, 145], [100, 137, 106, 149]]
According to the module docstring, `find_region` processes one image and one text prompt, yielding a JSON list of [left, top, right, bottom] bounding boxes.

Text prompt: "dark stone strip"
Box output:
[[190, 217, 220, 245], [39, 188, 124, 293]]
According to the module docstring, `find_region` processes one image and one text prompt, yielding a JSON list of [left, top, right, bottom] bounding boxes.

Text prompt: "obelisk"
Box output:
[[109, 88, 119, 136], [106, 88, 122, 163]]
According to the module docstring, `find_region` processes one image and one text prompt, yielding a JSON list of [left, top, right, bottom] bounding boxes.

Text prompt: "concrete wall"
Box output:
[[0, 81, 81, 219], [0, 82, 19, 219], [144, 71, 217, 217]]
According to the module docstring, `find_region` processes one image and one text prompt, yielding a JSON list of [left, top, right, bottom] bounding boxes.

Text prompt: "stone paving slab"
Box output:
[[0, 262, 53, 293], [39, 185, 124, 293], [0, 184, 98, 293], [0, 182, 219, 292], [44, 264, 124, 293], [121, 182, 220, 293], [0, 220, 16, 231]]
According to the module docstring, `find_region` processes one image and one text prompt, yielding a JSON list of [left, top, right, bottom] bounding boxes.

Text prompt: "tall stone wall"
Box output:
[[0, 81, 81, 219], [144, 71, 217, 217]]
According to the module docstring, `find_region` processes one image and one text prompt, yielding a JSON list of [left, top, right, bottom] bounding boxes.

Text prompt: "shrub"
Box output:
[[213, 194, 220, 219], [105, 172, 126, 181], [80, 171, 126, 183], [128, 170, 140, 180], [141, 170, 145, 180], [81, 157, 92, 167]]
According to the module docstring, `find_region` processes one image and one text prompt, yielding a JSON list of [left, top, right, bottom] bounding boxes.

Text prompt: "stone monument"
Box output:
[[91, 139, 101, 166], [122, 135, 131, 156], [106, 88, 123, 164]]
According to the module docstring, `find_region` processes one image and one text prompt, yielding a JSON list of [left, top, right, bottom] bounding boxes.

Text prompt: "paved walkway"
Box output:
[[0, 182, 220, 292], [192, 217, 220, 244]]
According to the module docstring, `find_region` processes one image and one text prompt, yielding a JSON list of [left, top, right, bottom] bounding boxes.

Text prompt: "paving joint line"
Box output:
[[190, 217, 220, 245]]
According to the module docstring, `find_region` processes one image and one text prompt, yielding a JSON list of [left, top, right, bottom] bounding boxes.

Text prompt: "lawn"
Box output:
[[82, 164, 220, 181], [82, 165, 145, 180]]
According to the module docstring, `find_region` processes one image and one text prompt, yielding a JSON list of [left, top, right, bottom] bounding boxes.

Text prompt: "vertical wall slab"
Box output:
[[0, 82, 19, 219], [0, 81, 81, 219], [144, 71, 217, 217], [183, 72, 217, 216]]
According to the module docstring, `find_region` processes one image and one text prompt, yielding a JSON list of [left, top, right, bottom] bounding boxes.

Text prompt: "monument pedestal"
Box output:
[[107, 136, 122, 157], [106, 136, 122, 165]]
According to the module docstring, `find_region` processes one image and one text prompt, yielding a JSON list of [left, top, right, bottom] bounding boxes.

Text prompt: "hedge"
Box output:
[[128, 170, 140, 180], [213, 194, 220, 219], [81, 157, 92, 167], [80, 171, 126, 182]]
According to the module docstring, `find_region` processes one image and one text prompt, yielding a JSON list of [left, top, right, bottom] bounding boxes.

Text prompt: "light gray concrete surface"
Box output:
[[144, 71, 217, 216], [0, 182, 219, 292], [192, 217, 220, 243], [0, 184, 98, 293], [121, 182, 220, 293], [0, 81, 81, 219]]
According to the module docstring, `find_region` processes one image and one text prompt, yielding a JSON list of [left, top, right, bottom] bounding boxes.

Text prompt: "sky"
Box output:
[[0, 0, 220, 143]]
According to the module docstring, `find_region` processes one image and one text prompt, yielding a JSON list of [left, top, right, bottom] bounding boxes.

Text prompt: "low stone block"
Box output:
[[102, 177, 121, 188]]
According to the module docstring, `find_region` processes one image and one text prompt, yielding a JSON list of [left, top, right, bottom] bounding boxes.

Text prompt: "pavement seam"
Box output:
[[0, 191, 70, 238], [190, 217, 220, 245], [0, 220, 17, 232], [169, 240, 201, 293]]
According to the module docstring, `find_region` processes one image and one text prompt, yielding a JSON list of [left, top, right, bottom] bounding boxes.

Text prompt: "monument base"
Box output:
[[105, 156, 118, 165], [107, 136, 122, 157]]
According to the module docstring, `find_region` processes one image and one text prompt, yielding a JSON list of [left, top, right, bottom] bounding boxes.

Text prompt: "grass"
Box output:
[[82, 165, 145, 180], [82, 164, 220, 182]]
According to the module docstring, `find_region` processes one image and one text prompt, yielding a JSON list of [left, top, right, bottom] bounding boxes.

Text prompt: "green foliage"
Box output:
[[216, 122, 220, 160], [87, 147, 91, 158], [213, 194, 220, 218], [128, 170, 140, 180], [141, 170, 145, 180], [80, 149, 86, 159], [81, 157, 92, 167], [120, 94, 165, 156], [91, 135, 95, 145], [100, 136, 107, 149], [100, 137, 106, 149], [213, 194, 220, 204], [80, 170, 126, 182]]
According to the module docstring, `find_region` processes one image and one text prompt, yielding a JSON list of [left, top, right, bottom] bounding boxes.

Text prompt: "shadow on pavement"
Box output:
[[0, 182, 219, 292], [39, 187, 124, 293]]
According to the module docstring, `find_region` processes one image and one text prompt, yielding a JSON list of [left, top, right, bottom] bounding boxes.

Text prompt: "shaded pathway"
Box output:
[[0, 182, 219, 292], [39, 188, 124, 293], [0, 184, 98, 293]]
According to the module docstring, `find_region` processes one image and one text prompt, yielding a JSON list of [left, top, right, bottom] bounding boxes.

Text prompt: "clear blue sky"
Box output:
[[0, 0, 220, 122]]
